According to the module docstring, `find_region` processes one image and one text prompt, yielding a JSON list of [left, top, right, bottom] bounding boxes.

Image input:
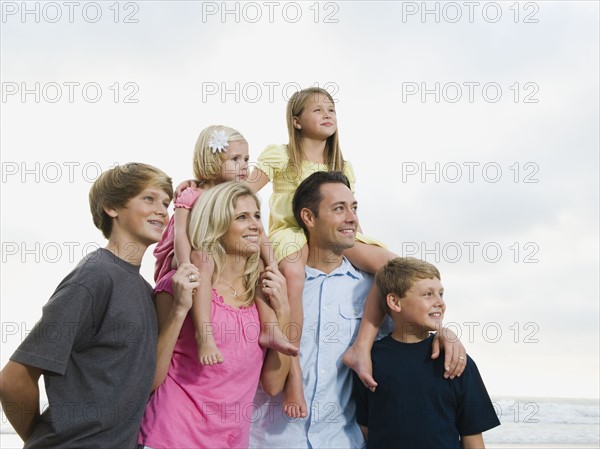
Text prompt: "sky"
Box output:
[[1, 0, 598, 414]]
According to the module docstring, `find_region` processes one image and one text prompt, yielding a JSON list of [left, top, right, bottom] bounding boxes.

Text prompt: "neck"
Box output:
[[300, 138, 327, 163], [306, 240, 344, 274], [218, 253, 248, 284], [390, 320, 431, 343], [105, 238, 147, 266]]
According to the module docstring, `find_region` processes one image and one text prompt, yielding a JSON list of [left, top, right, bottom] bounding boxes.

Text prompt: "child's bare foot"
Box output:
[[342, 344, 377, 391], [197, 338, 224, 365], [283, 368, 307, 418], [259, 324, 299, 356]]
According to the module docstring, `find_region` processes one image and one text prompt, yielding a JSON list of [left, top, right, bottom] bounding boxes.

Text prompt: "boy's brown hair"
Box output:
[[89, 162, 173, 239], [375, 257, 441, 314]]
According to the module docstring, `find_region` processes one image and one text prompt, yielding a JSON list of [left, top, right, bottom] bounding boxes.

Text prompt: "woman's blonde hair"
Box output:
[[286, 87, 345, 178], [193, 125, 246, 182], [188, 182, 260, 306]]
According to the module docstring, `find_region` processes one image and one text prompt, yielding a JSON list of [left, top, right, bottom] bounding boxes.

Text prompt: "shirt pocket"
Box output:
[[338, 301, 364, 345]]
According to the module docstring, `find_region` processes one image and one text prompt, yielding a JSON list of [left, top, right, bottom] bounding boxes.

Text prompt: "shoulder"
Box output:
[[461, 354, 484, 380], [257, 144, 289, 164], [59, 250, 116, 291], [175, 186, 202, 208], [175, 185, 202, 209], [342, 160, 356, 188], [64, 249, 146, 298]]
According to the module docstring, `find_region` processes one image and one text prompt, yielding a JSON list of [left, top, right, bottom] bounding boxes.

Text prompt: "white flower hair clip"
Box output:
[[208, 130, 229, 153]]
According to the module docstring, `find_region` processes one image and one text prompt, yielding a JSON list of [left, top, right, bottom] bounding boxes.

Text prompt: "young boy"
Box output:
[[0, 163, 195, 448], [353, 257, 500, 449]]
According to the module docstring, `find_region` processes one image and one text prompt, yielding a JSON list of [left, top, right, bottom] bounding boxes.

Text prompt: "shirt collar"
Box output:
[[305, 257, 363, 281]]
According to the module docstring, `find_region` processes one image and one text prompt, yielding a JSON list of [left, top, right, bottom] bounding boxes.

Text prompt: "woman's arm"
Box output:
[[258, 266, 293, 395], [152, 263, 199, 390], [0, 361, 43, 441]]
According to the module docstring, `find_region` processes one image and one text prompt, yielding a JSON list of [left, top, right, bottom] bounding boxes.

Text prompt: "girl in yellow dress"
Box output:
[[248, 87, 395, 418]]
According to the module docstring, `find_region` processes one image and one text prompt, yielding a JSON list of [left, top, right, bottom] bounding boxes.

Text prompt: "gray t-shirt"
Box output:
[[11, 248, 158, 449]]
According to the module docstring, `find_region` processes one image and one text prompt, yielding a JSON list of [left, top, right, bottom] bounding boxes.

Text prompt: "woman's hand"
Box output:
[[260, 264, 288, 315], [171, 263, 200, 315]]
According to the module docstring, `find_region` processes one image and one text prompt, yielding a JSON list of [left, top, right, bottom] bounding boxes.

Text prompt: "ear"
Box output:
[[103, 205, 118, 218], [299, 207, 315, 229], [386, 293, 402, 313], [292, 116, 301, 130]]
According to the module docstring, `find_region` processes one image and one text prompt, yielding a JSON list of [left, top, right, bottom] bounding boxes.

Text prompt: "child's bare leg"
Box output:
[[343, 241, 396, 274], [190, 250, 223, 365], [280, 246, 308, 419], [257, 237, 299, 355], [256, 295, 299, 356], [342, 243, 396, 390]]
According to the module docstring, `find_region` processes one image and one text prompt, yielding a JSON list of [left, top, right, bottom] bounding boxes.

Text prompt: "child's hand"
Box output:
[[431, 328, 467, 379], [174, 179, 200, 199], [260, 265, 288, 313], [171, 263, 200, 313]]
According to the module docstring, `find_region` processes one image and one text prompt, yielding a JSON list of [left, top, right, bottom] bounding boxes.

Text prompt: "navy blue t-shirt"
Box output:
[[353, 334, 500, 449]]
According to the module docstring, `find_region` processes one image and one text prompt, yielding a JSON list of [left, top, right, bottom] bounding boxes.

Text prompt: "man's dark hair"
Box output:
[[292, 171, 351, 236]]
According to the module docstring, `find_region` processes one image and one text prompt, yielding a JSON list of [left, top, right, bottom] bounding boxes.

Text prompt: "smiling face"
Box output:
[[106, 186, 170, 250], [220, 194, 262, 256], [307, 182, 358, 255], [218, 140, 250, 183], [292, 92, 337, 141], [391, 277, 445, 342]]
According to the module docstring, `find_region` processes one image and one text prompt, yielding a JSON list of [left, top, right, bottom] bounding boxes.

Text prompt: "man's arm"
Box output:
[[0, 361, 43, 441], [461, 433, 485, 449], [431, 327, 467, 379]]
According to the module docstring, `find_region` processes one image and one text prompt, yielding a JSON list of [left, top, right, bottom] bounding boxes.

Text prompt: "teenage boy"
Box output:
[[353, 257, 500, 449], [0, 163, 198, 448]]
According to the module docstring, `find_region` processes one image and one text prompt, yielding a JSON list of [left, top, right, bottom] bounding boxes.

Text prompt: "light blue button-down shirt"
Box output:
[[250, 258, 372, 449]]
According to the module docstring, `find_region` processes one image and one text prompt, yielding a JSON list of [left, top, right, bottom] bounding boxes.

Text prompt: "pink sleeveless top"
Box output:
[[139, 276, 265, 449]]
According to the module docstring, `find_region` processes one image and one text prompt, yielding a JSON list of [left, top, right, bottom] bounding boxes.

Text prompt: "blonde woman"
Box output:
[[139, 182, 292, 449]]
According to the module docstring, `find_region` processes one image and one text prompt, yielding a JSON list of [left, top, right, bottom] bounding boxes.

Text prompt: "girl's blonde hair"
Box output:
[[286, 87, 345, 178], [188, 182, 260, 306], [193, 125, 246, 182]]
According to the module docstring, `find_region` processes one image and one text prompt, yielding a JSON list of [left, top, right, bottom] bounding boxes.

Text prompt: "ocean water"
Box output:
[[1, 397, 599, 447], [485, 397, 600, 445]]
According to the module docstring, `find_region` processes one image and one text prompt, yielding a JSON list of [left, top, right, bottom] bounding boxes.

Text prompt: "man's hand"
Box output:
[[431, 327, 466, 379]]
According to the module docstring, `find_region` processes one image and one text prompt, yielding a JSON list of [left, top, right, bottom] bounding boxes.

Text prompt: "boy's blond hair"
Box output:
[[89, 162, 173, 239], [375, 257, 441, 314]]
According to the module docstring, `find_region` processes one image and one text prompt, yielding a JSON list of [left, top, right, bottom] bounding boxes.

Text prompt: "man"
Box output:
[[251, 171, 467, 448]]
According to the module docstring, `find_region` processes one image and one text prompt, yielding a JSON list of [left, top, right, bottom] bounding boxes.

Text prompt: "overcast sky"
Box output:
[[1, 0, 598, 407]]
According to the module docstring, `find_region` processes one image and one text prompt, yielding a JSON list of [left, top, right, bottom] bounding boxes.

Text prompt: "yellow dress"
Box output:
[[256, 144, 382, 262]]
